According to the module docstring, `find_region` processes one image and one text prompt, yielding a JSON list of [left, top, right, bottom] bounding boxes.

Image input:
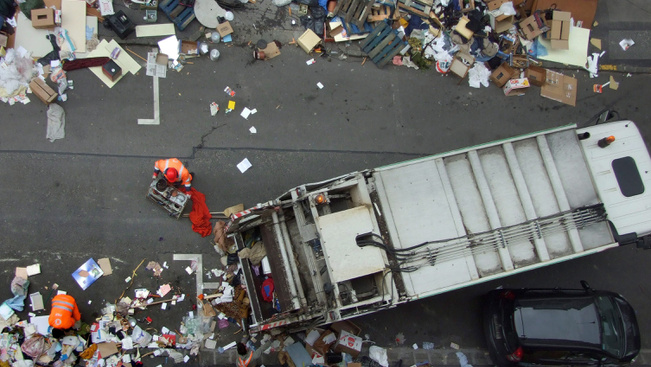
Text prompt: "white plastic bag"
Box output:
[[369, 345, 389, 367]]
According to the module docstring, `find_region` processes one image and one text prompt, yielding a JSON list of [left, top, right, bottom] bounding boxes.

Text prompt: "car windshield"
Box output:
[[595, 295, 625, 357], [514, 297, 600, 344]]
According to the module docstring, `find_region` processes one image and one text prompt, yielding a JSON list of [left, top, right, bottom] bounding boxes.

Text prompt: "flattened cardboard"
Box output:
[[61, 0, 87, 53], [97, 342, 119, 358], [97, 258, 112, 276], [541, 70, 577, 106], [259, 42, 280, 59]]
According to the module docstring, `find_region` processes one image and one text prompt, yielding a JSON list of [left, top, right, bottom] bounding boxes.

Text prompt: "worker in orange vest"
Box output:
[[48, 294, 81, 332], [153, 158, 193, 190], [236, 342, 254, 367]]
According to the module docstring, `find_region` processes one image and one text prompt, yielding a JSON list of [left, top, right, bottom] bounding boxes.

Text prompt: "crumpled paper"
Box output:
[[468, 62, 491, 88]]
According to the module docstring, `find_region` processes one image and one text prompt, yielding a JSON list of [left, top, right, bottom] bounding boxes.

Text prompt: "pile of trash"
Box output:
[[0, 256, 255, 367]]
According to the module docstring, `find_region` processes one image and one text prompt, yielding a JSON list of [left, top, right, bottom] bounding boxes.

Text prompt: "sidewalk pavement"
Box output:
[[102, 0, 651, 73]]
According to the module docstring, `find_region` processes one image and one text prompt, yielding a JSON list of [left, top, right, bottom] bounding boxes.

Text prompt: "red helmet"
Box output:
[[165, 167, 178, 181]]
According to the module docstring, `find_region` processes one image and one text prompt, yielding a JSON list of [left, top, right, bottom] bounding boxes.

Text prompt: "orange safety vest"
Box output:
[[48, 294, 81, 329], [237, 351, 253, 367], [154, 158, 192, 188]]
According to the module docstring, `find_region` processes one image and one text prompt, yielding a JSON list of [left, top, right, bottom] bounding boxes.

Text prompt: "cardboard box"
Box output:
[[503, 77, 530, 96], [31, 8, 55, 29], [519, 15, 544, 40], [489, 11, 514, 33], [180, 40, 199, 54], [454, 17, 474, 40], [297, 29, 321, 53], [490, 62, 517, 87], [333, 330, 362, 358], [312, 330, 337, 355], [330, 320, 362, 336], [29, 78, 57, 104], [486, 0, 510, 11], [541, 70, 577, 106], [524, 65, 546, 87], [44, 0, 62, 9], [102, 60, 122, 82], [216, 21, 233, 37], [547, 10, 571, 49]]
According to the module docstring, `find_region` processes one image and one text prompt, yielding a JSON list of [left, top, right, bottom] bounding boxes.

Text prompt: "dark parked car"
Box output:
[[483, 281, 641, 366]]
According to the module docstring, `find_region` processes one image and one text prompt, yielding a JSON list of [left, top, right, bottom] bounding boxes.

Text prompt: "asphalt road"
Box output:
[[1, 35, 651, 366]]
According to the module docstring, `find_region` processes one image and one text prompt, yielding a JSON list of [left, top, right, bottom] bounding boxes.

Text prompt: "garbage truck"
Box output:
[[225, 120, 651, 333]]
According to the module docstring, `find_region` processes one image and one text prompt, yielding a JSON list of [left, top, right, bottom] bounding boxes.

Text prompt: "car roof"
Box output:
[[514, 296, 601, 345]]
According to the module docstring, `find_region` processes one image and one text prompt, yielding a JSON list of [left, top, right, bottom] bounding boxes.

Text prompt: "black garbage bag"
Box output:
[[310, 5, 325, 34], [297, 0, 318, 7]]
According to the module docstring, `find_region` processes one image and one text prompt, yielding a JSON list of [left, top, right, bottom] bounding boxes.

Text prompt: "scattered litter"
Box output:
[[46, 104, 66, 142], [590, 38, 602, 50], [456, 351, 473, 367], [157, 284, 172, 297], [450, 342, 460, 350], [72, 258, 104, 290], [97, 258, 112, 276], [609, 76, 620, 90], [185, 266, 194, 275], [210, 102, 219, 116], [412, 343, 418, 349], [306, 58, 315, 65], [146, 261, 164, 277], [369, 346, 389, 367], [395, 332, 405, 345], [585, 51, 606, 78], [241, 107, 253, 119], [316, 82, 324, 89], [468, 63, 491, 88], [224, 86, 236, 96], [593, 81, 610, 93], [422, 342, 434, 349], [237, 158, 252, 173], [26, 264, 41, 276], [29, 293, 44, 312], [619, 38, 635, 51], [249, 126, 257, 134], [124, 276, 132, 283]]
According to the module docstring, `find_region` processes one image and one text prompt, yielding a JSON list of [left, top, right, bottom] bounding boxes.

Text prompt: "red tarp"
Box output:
[[182, 187, 212, 237]]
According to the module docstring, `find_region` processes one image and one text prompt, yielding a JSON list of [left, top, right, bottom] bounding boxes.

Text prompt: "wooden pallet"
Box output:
[[397, 0, 431, 18], [360, 21, 408, 68], [367, 5, 398, 23], [160, 0, 195, 30], [333, 0, 374, 29]]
